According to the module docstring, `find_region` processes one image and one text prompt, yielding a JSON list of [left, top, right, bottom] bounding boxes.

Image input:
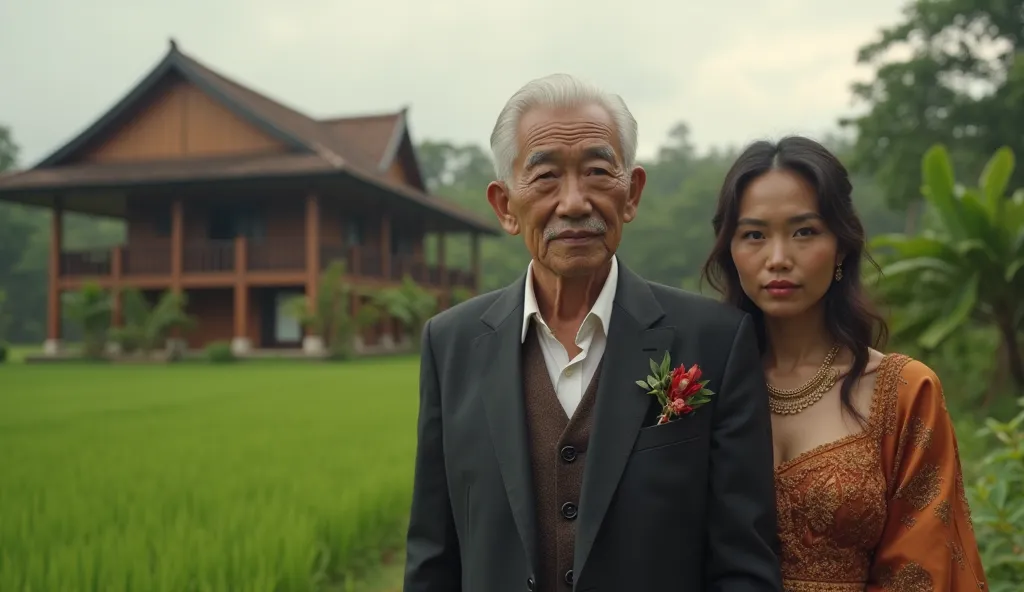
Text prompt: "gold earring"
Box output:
[[834, 263, 843, 281]]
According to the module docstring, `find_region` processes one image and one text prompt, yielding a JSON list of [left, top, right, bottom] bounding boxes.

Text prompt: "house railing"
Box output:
[[183, 240, 235, 273], [247, 238, 305, 271], [57, 238, 476, 289]]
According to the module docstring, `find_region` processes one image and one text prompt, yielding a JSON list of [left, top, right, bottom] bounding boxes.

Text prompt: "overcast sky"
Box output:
[[0, 0, 905, 169]]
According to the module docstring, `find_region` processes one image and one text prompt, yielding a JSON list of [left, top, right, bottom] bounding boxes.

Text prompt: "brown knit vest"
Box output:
[[522, 323, 602, 592]]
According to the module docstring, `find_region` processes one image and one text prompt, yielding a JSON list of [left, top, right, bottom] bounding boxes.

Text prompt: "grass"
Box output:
[[0, 356, 420, 591]]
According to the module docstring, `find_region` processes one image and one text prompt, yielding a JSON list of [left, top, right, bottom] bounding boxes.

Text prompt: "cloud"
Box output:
[[0, 0, 904, 168]]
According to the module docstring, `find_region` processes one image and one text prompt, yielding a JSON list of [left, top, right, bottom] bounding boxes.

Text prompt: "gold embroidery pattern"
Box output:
[[909, 417, 933, 450], [954, 465, 974, 530], [878, 356, 913, 437], [900, 515, 916, 529], [774, 354, 909, 586], [947, 539, 966, 570], [875, 561, 933, 592], [934, 500, 950, 525], [894, 464, 942, 511], [880, 356, 915, 489], [783, 580, 866, 592], [891, 428, 910, 489]]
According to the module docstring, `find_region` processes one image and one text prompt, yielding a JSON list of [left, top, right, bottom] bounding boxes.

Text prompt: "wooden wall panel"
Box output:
[[82, 89, 185, 162], [183, 288, 233, 348], [386, 160, 410, 185], [180, 85, 286, 157], [78, 79, 287, 163], [181, 288, 262, 349]]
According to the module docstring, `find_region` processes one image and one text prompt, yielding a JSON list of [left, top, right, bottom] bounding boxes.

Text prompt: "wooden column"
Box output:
[[437, 232, 448, 308], [233, 236, 249, 348], [378, 214, 393, 346], [380, 214, 391, 279], [170, 198, 183, 293], [111, 246, 123, 328], [470, 232, 480, 293], [46, 200, 63, 350], [305, 193, 321, 311]]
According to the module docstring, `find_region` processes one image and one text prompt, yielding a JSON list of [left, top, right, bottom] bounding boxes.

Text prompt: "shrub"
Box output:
[[204, 341, 235, 364], [968, 397, 1024, 591], [0, 342, 7, 364]]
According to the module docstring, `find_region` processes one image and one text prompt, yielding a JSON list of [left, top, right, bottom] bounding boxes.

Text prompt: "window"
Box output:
[[154, 209, 171, 238], [345, 215, 364, 247], [391, 229, 415, 255], [207, 205, 266, 241]]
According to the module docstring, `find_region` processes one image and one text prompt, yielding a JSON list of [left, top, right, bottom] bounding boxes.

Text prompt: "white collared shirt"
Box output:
[[521, 256, 618, 418]]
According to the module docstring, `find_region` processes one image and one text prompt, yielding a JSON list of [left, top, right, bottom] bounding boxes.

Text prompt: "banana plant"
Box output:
[[368, 275, 438, 351], [110, 288, 195, 355], [64, 282, 114, 359], [870, 144, 1024, 392]]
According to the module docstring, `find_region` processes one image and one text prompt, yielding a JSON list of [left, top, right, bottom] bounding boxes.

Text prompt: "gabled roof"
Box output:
[[320, 111, 404, 171], [2, 39, 493, 234]]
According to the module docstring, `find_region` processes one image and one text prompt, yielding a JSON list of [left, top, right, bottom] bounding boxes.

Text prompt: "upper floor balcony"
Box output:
[[56, 237, 478, 292]]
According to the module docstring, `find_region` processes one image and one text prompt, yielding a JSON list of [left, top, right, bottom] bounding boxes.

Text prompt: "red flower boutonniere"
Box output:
[[635, 352, 716, 425]]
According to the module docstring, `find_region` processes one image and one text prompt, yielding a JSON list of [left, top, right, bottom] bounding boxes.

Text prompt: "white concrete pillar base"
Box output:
[[302, 335, 324, 355], [43, 338, 62, 356], [231, 337, 252, 356]]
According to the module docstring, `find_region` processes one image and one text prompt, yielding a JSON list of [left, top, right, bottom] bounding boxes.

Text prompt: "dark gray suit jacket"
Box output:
[[404, 262, 782, 592]]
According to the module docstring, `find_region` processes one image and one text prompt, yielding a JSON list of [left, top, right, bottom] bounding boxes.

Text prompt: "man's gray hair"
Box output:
[[488, 73, 639, 184]]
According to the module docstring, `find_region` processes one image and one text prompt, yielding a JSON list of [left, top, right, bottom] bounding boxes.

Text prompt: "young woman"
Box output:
[[702, 136, 987, 591]]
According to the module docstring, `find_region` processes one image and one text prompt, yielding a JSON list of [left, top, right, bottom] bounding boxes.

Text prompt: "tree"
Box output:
[[871, 144, 1024, 395], [0, 289, 9, 362], [0, 124, 17, 173], [841, 0, 1024, 228]]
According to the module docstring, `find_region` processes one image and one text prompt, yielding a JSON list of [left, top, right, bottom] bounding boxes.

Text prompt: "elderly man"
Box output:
[[403, 74, 781, 592]]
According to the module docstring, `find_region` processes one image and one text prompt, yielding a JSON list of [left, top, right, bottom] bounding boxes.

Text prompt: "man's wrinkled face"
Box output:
[[487, 103, 645, 278]]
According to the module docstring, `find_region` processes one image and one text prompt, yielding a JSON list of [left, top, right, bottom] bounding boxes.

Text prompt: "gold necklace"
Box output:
[[767, 345, 841, 415]]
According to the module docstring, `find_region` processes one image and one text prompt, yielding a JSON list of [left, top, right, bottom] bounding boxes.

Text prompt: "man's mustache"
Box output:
[[543, 217, 608, 242]]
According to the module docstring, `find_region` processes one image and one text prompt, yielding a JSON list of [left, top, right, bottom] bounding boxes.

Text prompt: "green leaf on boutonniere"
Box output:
[[659, 351, 671, 376], [688, 394, 713, 406], [635, 380, 650, 389]]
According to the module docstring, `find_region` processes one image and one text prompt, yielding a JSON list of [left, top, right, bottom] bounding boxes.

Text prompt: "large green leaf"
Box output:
[[921, 145, 963, 237], [889, 301, 946, 341], [1007, 260, 1024, 284], [979, 146, 1015, 212], [880, 257, 958, 278], [955, 238, 1003, 272], [1005, 190, 1024, 235], [918, 273, 979, 350], [959, 189, 998, 238], [870, 233, 957, 259]]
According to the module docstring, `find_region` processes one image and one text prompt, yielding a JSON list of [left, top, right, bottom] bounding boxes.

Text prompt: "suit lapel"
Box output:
[[473, 274, 539, 572], [574, 265, 674, 578]]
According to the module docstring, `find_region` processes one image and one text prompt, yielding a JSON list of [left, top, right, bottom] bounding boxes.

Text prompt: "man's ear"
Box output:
[[486, 181, 520, 235], [622, 166, 646, 224]]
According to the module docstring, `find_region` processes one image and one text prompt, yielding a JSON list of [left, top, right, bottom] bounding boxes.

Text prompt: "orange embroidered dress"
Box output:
[[774, 354, 988, 592]]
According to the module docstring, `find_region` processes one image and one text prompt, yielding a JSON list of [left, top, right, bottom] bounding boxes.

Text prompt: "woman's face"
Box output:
[[729, 168, 841, 320]]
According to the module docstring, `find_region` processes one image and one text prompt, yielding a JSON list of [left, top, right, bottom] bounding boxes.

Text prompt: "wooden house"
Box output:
[[0, 40, 498, 355]]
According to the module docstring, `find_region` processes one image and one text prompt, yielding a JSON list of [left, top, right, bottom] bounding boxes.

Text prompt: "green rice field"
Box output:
[[0, 356, 420, 591]]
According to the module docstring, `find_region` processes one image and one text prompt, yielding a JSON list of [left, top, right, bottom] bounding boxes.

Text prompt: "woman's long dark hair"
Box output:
[[701, 136, 889, 425]]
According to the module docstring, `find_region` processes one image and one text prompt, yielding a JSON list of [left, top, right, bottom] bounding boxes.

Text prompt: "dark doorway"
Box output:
[[257, 287, 304, 348]]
